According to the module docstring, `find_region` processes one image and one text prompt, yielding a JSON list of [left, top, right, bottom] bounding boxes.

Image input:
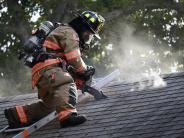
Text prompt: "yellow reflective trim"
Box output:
[[90, 17, 95, 23], [84, 13, 90, 18], [98, 15, 105, 23], [97, 24, 103, 32]]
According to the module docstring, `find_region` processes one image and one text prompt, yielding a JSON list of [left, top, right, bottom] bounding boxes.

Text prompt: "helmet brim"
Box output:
[[94, 34, 101, 40]]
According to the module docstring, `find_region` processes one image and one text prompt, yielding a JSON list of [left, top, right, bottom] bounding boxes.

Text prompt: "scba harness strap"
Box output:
[[32, 58, 63, 88]]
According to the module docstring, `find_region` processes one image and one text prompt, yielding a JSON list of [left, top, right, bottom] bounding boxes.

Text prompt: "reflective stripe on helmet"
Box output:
[[84, 13, 90, 18], [89, 17, 95, 23]]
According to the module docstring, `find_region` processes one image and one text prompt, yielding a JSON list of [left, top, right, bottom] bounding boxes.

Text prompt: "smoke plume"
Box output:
[[108, 23, 183, 89]]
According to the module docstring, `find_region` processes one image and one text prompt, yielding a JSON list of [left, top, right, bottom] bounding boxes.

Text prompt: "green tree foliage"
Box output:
[[0, 0, 184, 96]]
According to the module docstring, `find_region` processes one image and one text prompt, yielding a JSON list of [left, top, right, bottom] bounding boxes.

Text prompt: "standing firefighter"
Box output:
[[4, 11, 105, 128]]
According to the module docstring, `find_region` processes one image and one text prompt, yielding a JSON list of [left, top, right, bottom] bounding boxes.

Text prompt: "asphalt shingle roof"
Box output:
[[1, 72, 184, 138]]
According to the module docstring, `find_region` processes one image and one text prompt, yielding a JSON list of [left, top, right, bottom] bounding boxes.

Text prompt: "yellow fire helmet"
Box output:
[[79, 10, 105, 39]]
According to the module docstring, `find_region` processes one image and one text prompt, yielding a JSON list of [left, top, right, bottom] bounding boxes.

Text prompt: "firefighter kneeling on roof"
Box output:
[[4, 11, 105, 128]]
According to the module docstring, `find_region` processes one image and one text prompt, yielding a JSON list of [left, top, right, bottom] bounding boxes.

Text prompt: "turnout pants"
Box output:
[[15, 67, 78, 125]]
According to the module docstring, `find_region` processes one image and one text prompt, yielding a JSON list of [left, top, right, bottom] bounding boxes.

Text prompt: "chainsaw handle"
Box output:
[[82, 84, 107, 100]]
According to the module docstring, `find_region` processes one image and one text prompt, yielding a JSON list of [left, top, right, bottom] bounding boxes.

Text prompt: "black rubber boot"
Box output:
[[60, 113, 87, 128], [4, 108, 22, 128]]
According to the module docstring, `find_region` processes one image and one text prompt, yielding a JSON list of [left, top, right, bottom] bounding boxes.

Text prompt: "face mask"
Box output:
[[82, 34, 101, 51], [84, 34, 94, 45], [80, 31, 99, 54]]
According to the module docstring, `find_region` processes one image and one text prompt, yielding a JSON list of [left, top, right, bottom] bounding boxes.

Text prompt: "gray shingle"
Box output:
[[1, 72, 184, 138]]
